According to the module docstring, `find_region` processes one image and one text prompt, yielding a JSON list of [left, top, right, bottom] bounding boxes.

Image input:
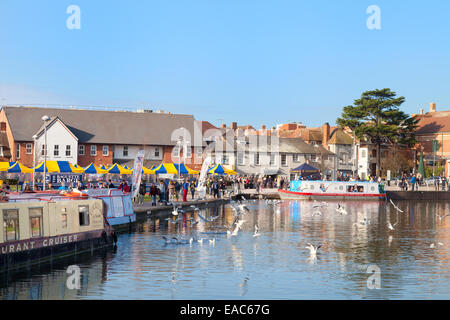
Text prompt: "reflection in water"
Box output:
[[1, 200, 450, 300]]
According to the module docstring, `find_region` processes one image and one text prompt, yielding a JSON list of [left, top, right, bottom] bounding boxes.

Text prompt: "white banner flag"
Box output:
[[131, 150, 146, 198]]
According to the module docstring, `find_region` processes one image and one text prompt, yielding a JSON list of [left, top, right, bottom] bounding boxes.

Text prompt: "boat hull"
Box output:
[[278, 189, 386, 201], [0, 230, 115, 273]]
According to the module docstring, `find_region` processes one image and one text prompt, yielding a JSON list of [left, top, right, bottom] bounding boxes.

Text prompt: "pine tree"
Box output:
[[337, 88, 417, 177]]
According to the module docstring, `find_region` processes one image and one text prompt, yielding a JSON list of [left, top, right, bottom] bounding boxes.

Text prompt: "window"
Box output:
[[155, 147, 160, 157], [372, 149, 377, 157], [79, 206, 90, 226], [281, 154, 287, 166], [173, 146, 180, 158], [0, 146, 3, 157], [42, 144, 46, 156], [102, 145, 109, 156], [310, 141, 316, 145], [361, 150, 366, 158], [61, 208, 67, 229], [91, 145, 97, 156], [311, 154, 316, 162], [254, 153, 260, 165], [26, 143, 32, 154], [185, 146, 192, 158], [54, 145, 59, 156], [237, 152, 244, 165], [195, 147, 202, 158], [29, 208, 43, 238], [16, 144, 20, 159], [293, 154, 301, 162], [270, 153, 276, 166], [79, 145, 85, 156], [3, 209, 19, 242], [66, 145, 71, 157], [222, 154, 228, 165], [123, 146, 128, 157]]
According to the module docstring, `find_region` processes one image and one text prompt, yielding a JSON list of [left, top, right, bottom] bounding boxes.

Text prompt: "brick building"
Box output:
[[0, 106, 204, 170]]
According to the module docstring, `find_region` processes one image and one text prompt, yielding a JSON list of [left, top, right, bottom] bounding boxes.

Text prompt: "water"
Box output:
[[1, 200, 449, 299]]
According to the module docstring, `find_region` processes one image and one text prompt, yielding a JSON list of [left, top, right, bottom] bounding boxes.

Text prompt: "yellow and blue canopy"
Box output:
[[152, 163, 199, 175], [84, 163, 108, 174], [7, 162, 33, 173], [207, 164, 237, 175], [99, 164, 108, 170], [106, 163, 133, 174], [34, 161, 85, 173], [0, 162, 33, 173], [0, 162, 16, 172]]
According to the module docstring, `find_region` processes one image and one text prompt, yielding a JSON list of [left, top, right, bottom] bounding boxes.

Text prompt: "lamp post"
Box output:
[[32, 134, 37, 190], [177, 138, 182, 182], [41, 115, 50, 190]]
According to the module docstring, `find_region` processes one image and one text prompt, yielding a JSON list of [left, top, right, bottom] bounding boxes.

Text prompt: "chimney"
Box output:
[[221, 124, 226, 129], [430, 102, 436, 113], [230, 122, 237, 130], [322, 122, 330, 148], [420, 108, 424, 115], [261, 124, 266, 130]]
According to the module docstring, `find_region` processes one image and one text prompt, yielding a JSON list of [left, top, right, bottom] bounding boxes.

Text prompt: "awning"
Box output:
[[34, 161, 85, 173], [106, 163, 133, 174], [208, 164, 237, 175], [152, 163, 199, 175], [84, 163, 108, 174], [261, 168, 280, 175]]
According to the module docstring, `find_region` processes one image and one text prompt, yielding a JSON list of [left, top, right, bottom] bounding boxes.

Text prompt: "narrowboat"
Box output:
[[83, 189, 136, 229], [278, 180, 386, 201], [1, 192, 117, 273]]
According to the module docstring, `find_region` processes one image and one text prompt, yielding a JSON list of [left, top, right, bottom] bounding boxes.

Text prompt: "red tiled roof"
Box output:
[[415, 111, 450, 134]]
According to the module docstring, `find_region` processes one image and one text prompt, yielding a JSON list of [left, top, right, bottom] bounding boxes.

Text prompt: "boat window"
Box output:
[[347, 185, 364, 192], [339, 186, 344, 191], [61, 208, 67, 229], [79, 205, 90, 226], [310, 185, 314, 190], [3, 209, 19, 242], [29, 207, 43, 238]]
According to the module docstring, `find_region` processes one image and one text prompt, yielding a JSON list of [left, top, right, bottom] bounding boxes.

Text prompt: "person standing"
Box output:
[[150, 183, 158, 206], [159, 180, 166, 204], [213, 180, 219, 198], [183, 179, 189, 202], [190, 180, 196, 200], [169, 181, 176, 202], [175, 180, 181, 201], [411, 174, 416, 191]]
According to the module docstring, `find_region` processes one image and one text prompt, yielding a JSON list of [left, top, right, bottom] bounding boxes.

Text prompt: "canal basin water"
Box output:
[[0, 199, 449, 299]]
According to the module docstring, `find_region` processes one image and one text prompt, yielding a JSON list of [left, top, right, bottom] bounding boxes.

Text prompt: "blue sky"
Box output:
[[1, 0, 450, 128]]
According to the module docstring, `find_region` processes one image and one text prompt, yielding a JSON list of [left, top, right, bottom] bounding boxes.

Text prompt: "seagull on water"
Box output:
[[387, 218, 398, 231], [209, 238, 216, 245], [253, 225, 261, 237], [305, 243, 321, 258], [336, 204, 347, 215], [197, 238, 204, 245], [430, 243, 444, 248], [172, 203, 182, 216], [436, 213, 450, 222]]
